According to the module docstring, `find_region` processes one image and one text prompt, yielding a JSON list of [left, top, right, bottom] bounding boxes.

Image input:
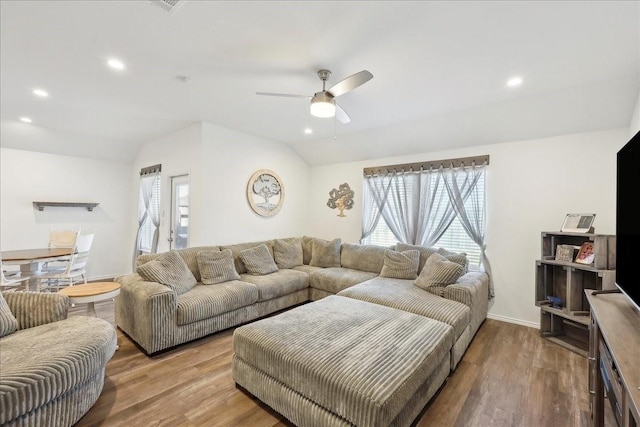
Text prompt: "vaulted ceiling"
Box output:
[[1, 1, 638, 166]]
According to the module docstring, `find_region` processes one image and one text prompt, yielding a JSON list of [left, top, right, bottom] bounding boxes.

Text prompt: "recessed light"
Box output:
[[32, 89, 49, 97], [304, 128, 313, 135], [107, 58, 125, 70], [20, 117, 33, 123], [507, 77, 523, 87]]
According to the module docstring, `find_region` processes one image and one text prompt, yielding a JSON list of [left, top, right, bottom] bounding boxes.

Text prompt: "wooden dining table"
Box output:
[[2, 248, 75, 290]]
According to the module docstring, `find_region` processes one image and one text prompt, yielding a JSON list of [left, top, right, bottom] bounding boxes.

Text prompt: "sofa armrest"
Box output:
[[114, 273, 177, 354], [444, 271, 489, 335], [2, 291, 69, 330]]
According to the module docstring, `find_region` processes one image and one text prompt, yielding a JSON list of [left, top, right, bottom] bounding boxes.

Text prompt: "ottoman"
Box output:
[[232, 295, 455, 427]]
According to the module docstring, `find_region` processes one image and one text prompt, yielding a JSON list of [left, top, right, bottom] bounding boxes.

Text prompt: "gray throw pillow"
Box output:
[[414, 252, 465, 296], [137, 250, 198, 295], [379, 249, 420, 279], [240, 244, 279, 275], [197, 249, 240, 284], [274, 238, 303, 269], [0, 293, 18, 338], [310, 238, 342, 268], [395, 243, 438, 274], [437, 247, 469, 272]]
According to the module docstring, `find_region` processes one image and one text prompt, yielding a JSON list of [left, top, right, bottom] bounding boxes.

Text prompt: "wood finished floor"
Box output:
[[69, 300, 592, 427]]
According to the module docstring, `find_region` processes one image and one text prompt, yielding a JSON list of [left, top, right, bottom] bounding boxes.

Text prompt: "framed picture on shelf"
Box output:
[[555, 244, 576, 262], [575, 241, 595, 264], [560, 213, 596, 233]]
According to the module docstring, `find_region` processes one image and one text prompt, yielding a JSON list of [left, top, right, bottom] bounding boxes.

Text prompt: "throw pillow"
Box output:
[[395, 243, 438, 274], [274, 238, 303, 269], [437, 247, 469, 272], [310, 238, 342, 268], [414, 252, 465, 296], [240, 244, 279, 275], [197, 249, 240, 285], [136, 250, 198, 295], [0, 293, 18, 338], [379, 249, 420, 279]]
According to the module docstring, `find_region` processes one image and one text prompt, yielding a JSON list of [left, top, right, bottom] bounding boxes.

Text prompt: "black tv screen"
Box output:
[[616, 130, 640, 312]]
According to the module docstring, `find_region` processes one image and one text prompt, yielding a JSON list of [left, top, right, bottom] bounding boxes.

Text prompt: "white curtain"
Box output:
[[441, 162, 493, 297], [362, 161, 493, 297], [132, 169, 161, 270]]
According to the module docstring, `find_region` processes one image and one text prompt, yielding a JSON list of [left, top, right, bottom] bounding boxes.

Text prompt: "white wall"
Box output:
[[132, 122, 203, 256], [307, 128, 629, 326], [0, 148, 132, 279], [198, 123, 309, 245], [132, 122, 309, 254]]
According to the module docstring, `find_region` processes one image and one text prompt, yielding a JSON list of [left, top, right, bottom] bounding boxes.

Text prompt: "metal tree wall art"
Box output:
[[327, 183, 354, 217], [247, 169, 284, 217]]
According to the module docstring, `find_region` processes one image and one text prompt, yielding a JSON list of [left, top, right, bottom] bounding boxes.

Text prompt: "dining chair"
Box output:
[[37, 233, 94, 292], [1, 262, 30, 292], [42, 228, 81, 271]]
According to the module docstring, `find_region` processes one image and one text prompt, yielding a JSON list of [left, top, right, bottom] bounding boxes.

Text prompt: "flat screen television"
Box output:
[[616, 130, 640, 313]]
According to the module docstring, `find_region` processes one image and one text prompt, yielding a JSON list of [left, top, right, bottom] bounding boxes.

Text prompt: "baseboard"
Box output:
[[487, 313, 539, 329]]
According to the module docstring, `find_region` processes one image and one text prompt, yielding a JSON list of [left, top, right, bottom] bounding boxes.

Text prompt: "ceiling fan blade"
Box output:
[[327, 70, 373, 98], [256, 92, 311, 99], [335, 104, 351, 124]]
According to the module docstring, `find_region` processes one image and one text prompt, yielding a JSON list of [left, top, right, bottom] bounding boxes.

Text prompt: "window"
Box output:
[[362, 159, 486, 268], [138, 174, 161, 253], [133, 164, 161, 269]]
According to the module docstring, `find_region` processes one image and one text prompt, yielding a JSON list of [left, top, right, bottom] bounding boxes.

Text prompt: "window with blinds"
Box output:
[[364, 172, 484, 267]]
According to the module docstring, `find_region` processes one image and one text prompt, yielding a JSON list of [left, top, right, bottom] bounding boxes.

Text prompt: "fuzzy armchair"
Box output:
[[0, 291, 117, 427]]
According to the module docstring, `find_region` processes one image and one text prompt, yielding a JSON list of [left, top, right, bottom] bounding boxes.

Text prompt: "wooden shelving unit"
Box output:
[[535, 231, 616, 357]]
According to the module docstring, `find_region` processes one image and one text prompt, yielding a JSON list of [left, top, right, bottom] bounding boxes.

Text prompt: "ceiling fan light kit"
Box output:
[[310, 92, 336, 118], [257, 69, 373, 124]]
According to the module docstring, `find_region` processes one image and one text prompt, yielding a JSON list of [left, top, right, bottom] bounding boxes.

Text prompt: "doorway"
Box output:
[[169, 175, 189, 250]]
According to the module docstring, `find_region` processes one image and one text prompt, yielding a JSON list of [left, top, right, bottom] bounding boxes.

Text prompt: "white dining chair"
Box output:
[[37, 233, 94, 292], [41, 228, 81, 272], [1, 262, 30, 292]]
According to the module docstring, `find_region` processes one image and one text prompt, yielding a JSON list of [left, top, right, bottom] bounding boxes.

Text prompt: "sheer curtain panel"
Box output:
[[132, 164, 161, 270]]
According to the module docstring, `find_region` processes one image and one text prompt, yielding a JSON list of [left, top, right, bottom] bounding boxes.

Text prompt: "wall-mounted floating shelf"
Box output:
[[33, 202, 99, 212]]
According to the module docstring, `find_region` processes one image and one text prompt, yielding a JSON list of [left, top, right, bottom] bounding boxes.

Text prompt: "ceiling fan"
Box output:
[[256, 69, 373, 124]]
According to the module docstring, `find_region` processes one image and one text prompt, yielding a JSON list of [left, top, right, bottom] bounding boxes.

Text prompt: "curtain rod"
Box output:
[[362, 155, 489, 176], [140, 164, 162, 176]]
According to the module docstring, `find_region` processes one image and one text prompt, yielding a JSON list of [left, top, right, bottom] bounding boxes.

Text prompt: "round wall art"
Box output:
[[246, 169, 284, 217]]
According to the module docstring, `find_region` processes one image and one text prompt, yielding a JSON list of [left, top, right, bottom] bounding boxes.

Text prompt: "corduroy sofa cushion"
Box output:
[[137, 250, 197, 295], [197, 249, 240, 284], [395, 243, 438, 274], [137, 246, 219, 282], [309, 238, 341, 268], [240, 244, 279, 275], [340, 243, 388, 273], [176, 281, 259, 325], [273, 238, 303, 269], [379, 249, 420, 279], [414, 253, 465, 296], [0, 293, 18, 338], [338, 276, 471, 339]]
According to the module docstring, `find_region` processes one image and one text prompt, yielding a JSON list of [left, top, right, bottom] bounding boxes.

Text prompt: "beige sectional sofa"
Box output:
[[115, 236, 489, 364]]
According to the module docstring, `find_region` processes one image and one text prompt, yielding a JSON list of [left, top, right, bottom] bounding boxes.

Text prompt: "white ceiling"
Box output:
[[1, 1, 638, 166]]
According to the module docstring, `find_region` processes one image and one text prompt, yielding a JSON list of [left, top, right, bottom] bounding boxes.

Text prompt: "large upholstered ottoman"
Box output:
[[232, 295, 455, 427]]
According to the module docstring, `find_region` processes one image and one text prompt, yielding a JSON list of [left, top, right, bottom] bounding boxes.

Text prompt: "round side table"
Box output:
[[58, 282, 120, 317]]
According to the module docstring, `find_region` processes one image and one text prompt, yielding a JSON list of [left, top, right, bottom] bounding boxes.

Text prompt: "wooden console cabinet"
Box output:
[[586, 291, 640, 427], [535, 231, 616, 356]]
